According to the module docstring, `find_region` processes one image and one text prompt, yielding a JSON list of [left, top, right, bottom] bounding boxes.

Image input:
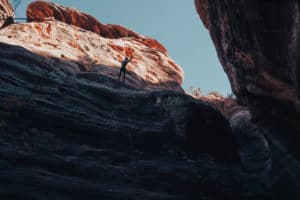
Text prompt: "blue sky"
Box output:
[[14, 0, 231, 95]]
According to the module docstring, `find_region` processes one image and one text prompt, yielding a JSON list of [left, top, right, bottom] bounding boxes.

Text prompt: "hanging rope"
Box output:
[[25, 57, 54, 103], [121, 82, 141, 193], [122, 83, 134, 152]]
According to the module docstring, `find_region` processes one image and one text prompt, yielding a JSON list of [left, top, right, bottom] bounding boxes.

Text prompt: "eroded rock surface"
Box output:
[[0, 41, 245, 199], [0, 0, 14, 28], [194, 0, 300, 132], [26, 1, 167, 53], [224, 99, 271, 173], [0, 2, 249, 199], [190, 94, 272, 175], [0, 20, 183, 91], [195, 0, 300, 198], [3, 0, 300, 198]]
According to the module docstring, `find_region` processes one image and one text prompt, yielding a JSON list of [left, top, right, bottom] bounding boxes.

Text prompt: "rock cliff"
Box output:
[[1, 20, 183, 91], [23, 1, 183, 91], [0, 40, 240, 199], [194, 0, 300, 131], [195, 0, 300, 198]]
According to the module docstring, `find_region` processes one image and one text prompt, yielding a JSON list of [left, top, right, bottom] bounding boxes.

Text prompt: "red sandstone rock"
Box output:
[[194, 0, 209, 29], [26, 1, 101, 33], [26, 1, 166, 52], [0, 0, 14, 28], [0, 20, 183, 91]]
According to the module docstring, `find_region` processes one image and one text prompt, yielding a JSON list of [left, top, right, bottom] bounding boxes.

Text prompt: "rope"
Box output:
[[25, 57, 54, 103], [122, 83, 134, 152], [121, 82, 141, 196]]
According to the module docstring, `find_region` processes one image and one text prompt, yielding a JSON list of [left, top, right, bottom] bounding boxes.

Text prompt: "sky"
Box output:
[[14, 0, 231, 95]]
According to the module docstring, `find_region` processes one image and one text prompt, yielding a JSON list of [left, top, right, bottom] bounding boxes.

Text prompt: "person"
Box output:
[[118, 56, 133, 84]]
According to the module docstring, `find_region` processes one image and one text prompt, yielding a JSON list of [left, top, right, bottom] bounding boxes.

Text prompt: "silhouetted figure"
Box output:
[[118, 57, 132, 84]]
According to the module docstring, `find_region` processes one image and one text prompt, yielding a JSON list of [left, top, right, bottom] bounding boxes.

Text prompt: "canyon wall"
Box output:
[[194, 0, 300, 132]]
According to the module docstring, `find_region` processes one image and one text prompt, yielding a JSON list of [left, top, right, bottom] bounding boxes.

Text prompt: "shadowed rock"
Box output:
[[195, 0, 300, 197], [224, 99, 271, 173], [194, 0, 300, 132], [0, 42, 243, 199]]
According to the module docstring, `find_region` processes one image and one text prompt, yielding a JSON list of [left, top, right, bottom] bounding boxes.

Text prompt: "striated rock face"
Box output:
[[0, 40, 242, 199], [224, 98, 300, 199], [26, 1, 167, 53], [194, 0, 300, 132], [0, 20, 183, 91], [5, 0, 300, 198], [0, 0, 14, 28], [195, 0, 300, 198], [224, 99, 271, 173]]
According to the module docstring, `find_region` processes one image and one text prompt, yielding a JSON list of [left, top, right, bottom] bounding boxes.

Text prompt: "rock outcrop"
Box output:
[[26, 1, 167, 53], [25, 1, 179, 91], [224, 99, 271, 173], [190, 92, 272, 174], [0, 0, 14, 28], [194, 0, 300, 132], [195, 0, 300, 198], [0, 20, 183, 91], [194, 0, 209, 29]]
